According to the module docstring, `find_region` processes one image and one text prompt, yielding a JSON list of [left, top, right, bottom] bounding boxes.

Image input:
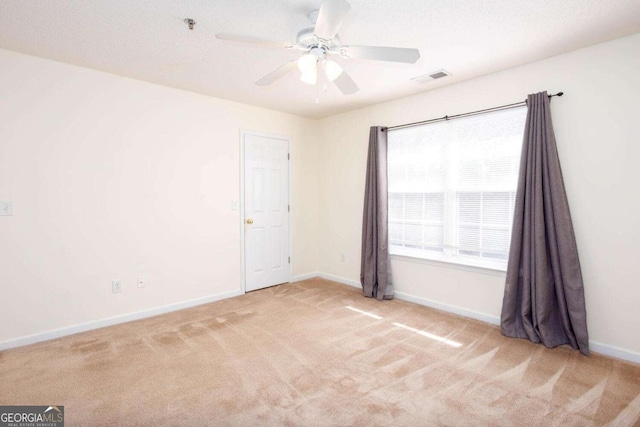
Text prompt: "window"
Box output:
[[387, 106, 527, 271]]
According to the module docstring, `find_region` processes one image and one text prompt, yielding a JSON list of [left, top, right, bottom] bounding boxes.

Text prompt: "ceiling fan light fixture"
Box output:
[[323, 59, 343, 81], [297, 53, 317, 74], [300, 67, 318, 85], [298, 53, 319, 85]]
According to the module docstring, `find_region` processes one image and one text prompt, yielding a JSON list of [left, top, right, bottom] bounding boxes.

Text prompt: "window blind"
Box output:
[[387, 106, 527, 270]]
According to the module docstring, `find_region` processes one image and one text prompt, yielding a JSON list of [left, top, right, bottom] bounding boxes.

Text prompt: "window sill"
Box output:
[[389, 251, 507, 278]]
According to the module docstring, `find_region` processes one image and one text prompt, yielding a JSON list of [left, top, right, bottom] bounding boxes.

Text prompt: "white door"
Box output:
[[243, 132, 290, 292]]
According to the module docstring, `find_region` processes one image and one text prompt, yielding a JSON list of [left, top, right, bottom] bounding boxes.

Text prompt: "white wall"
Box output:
[[2, 34, 639, 359], [316, 34, 640, 357], [0, 48, 319, 345]]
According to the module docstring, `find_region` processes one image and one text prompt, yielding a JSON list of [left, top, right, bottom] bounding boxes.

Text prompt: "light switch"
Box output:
[[0, 201, 12, 216], [231, 200, 240, 210]]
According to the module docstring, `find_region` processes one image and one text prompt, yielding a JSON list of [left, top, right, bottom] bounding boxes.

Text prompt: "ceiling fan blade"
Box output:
[[216, 33, 296, 49], [314, 0, 353, 40], [333, 70, 359, 95], [340, 45, 420, 63], [255, 60, 299, 86]]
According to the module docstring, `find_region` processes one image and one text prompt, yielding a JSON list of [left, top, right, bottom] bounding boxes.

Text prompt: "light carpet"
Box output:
[[1, 278, 639, 426]]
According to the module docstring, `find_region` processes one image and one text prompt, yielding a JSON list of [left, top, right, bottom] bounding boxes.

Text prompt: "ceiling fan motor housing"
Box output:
[[296, 26, 340, 52]]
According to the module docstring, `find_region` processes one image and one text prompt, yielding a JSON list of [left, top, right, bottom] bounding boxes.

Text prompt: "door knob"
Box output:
[[246, 218, 254, 224]]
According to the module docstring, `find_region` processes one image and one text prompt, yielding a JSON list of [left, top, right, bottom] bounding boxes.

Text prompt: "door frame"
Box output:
[[239, 129, 293, 294]]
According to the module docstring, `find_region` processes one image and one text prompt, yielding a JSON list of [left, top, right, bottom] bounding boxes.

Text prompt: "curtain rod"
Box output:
[[385, 92, 564, 131]]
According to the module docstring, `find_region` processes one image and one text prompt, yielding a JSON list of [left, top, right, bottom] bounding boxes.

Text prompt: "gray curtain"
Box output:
[[361, 126, 393, 300], [501, 91, 589, 355]]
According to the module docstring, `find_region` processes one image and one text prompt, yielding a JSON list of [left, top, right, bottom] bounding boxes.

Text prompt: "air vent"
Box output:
[[411, 69, 451, 84]]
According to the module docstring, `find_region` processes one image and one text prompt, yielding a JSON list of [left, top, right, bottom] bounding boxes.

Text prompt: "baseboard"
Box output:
[[590, 341, 640, 364], [5, 273, 640, 366], [393, 291, 501, 326], [309, 272, 640, 365], [394, 291, 640, 364], [292, 272, 320, 282], [315, 273, 500, 325], [314, 272, 499, 326], [0, 288, 243, 352], [317, 272, 361, 288]]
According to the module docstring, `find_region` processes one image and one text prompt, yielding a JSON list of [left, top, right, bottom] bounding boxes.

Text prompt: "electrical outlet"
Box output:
[[137, 276, 146, 288], [112, 280, 122, 293], [340, 253, 346, 263]]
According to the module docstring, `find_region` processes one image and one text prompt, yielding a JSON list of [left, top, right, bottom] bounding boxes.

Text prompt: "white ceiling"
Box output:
[[1, 1, 639, 119]]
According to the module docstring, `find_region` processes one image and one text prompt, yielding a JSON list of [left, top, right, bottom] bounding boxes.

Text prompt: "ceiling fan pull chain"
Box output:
[[316, 61, 324, 104]]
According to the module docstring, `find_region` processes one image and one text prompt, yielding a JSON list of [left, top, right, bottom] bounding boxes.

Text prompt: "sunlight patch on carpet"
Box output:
[[345, 306, 383, 320], [392, 322, 463, 348]]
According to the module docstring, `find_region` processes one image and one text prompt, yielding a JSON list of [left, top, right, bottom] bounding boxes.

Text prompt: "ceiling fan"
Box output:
[[216, 0, 420, 95]]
